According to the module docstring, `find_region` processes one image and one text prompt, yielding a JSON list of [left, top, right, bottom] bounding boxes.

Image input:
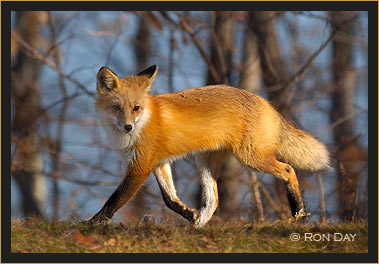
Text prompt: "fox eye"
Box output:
[[133, 105, 140, 111], [112, 105, 120, 111]]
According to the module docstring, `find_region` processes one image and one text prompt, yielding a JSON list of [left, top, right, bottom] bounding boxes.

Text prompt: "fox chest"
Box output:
[[118, 147, 136, 170]]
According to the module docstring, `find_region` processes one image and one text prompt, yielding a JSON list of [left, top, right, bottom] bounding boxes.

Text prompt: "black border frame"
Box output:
[[2, 1, 378, 263]]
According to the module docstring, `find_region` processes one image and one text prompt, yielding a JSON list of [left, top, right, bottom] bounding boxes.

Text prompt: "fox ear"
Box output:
[[97, 67, 120, 94], [137, 65, 158, 91]]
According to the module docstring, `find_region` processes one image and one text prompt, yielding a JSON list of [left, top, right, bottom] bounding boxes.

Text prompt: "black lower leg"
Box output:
[[160, 188, 199, 223], [88, 188, 125, 224], [88, 205, 115, 223], [284, 182, 304, 217]]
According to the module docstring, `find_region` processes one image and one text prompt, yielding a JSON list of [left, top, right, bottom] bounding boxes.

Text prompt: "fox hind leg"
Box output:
[[241, 154, 309, 220], [154, 163, 199, 223], [265, 159, 310, 220], [194, 152, 225, 228]]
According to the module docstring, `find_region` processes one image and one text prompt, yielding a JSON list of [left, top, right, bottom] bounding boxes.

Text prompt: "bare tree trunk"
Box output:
[[205, 11, 240, 219], [46, 12, 67, 221], [125, 14, 153, 220], [207, 11, 235, 85], [134, 14, 151, 70], [11, 11, 47, 217], [239, 18, 261, 93], [239, 15, 264, 221], [248, 11, 289, 112], [247, 11, 290, 219], [329, 11, 366, 221], [168, 27, 175, 92]]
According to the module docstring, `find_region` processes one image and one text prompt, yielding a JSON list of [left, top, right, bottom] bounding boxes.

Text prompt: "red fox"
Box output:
[[88, 65, 330, 227]]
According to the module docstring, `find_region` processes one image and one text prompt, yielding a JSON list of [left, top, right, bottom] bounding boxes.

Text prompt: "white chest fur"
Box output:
[[98, 108, 151, 150]]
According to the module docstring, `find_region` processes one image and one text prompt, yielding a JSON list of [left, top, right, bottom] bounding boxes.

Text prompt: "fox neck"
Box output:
[[104, 106, 151, 151]]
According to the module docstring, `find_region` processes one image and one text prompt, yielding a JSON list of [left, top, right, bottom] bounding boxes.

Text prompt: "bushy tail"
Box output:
[[277, 119, 331, 171]]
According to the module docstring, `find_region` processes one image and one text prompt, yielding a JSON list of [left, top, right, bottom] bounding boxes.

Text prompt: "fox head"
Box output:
[[95, 65, 157, 147]]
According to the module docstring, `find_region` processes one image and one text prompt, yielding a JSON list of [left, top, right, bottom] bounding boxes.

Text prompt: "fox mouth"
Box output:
[[115, 122, 133, 134], [116, 126, 130, 134]]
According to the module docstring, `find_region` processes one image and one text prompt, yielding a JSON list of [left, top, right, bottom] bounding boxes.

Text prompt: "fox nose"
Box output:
[[124, 124, 133, 132]]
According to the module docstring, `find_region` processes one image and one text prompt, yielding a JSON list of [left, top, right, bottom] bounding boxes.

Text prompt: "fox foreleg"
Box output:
[[88, 166, 151, 224], [154, 163, 199, 223]]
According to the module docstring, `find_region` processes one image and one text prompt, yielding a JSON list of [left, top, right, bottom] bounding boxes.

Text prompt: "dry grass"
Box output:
[[11, 217, 368, 253]]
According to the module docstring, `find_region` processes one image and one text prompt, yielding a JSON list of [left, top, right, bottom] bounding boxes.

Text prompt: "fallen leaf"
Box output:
[[104, 238, 116, 246], [69, 230, 95, 246]]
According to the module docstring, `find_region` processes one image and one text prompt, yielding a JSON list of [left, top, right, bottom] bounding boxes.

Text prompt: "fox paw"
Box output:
[[193, 211, 213, 229], [193, 218, 205, 229], [186, 209, 199, 225], [84, 215, 111, 225]]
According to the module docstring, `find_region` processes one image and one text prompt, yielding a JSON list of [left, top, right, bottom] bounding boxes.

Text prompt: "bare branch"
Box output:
[[11, 30, 95, 97], [317, 173, 326, 224], [160, 11, 220, 83], [280, 12, 359, 96]]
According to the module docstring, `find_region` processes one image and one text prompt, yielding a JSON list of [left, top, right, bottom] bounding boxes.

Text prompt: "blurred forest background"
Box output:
[[10, 11, 368, 224]]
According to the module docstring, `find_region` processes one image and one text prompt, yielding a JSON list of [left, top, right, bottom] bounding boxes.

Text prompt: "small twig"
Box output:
[[290, 11, 330, 22], [257, 181, 282, 215], [223, 170, 282, 216], [250, 171, 265, 222], [317, 172, 326, 224], [160, 11, 220, 83], [11, 88, 84, 136], [11, 30, 95, 97], [280, 13, 359, 94], [105, 23, 122, 66], [328, 104, 367, 131]]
